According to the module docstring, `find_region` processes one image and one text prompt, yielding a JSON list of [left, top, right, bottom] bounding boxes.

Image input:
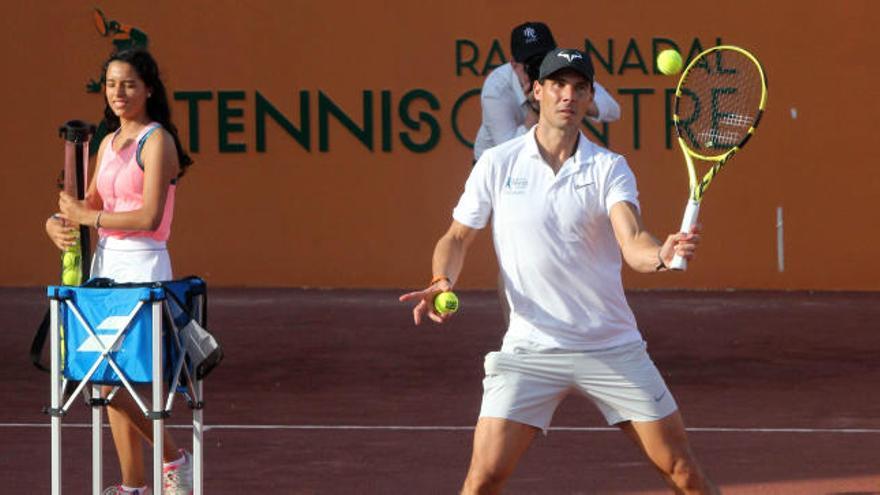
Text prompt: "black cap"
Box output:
[[510, 22, 556, 63], [538, 48, 594, 82]]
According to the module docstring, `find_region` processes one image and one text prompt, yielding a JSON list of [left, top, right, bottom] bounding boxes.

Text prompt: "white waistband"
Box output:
[[97, 236, 167, 252]]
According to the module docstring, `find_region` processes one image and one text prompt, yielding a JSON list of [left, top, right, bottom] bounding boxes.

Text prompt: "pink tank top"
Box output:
[[96, 123, 176, 241]]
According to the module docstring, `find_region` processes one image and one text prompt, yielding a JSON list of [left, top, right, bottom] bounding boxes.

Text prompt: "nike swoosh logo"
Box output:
[[574, 182, 593, 189], [653, 391, 667, 402]]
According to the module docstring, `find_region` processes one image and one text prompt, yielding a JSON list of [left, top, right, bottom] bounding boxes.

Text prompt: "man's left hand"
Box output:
[[659, 225, 702, 267]]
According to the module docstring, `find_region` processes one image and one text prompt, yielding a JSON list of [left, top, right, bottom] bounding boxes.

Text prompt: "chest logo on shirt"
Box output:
[[504, 176, 529, 195]]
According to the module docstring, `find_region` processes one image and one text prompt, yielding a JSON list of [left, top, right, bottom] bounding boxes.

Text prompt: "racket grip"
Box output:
[[669, 199, 700, 271]]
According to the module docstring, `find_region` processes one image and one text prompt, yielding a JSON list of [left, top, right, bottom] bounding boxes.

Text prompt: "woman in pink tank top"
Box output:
[[45, 49, 195, 495]]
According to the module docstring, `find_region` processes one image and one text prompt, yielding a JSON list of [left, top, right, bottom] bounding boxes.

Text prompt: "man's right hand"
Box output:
[[399, 278, 454, 325]]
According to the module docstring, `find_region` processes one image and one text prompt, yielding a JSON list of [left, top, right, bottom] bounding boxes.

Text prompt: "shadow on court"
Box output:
[[1, 288, 879, 493]]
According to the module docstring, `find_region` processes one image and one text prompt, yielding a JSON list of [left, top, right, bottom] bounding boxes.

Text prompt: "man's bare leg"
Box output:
[[618, 411, 718, 494], [461, 417, 539, 495]]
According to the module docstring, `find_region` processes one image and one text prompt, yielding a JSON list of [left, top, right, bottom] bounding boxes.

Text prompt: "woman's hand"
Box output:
[[45, 215, 78, 251], [58, 191, 94, 227]]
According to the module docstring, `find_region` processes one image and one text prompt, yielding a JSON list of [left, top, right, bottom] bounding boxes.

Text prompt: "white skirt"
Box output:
[[90, 237, 173, 283]]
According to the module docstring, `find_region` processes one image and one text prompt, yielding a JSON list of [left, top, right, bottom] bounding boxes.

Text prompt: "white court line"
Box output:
[[2, 423, 879, 434]]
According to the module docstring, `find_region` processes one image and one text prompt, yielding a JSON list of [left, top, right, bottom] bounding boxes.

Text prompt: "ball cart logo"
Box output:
[[76, 315, 131, 353]]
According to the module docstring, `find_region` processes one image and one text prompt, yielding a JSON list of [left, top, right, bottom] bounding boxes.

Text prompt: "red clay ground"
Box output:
[[1, 288, 878, 494]]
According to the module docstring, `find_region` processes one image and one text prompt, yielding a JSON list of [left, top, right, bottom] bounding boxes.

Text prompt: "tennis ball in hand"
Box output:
[[433, 291, 459, 315], [657, 49, 683, 75]]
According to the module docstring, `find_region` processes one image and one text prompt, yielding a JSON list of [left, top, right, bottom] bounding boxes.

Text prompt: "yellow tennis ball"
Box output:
[[657, 49, 683, 75], [62, 268, 80, 286], [433, 291, 459, 314], [62, 250, 78, 270]]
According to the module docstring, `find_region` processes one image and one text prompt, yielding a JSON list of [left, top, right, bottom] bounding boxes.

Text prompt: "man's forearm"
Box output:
[[623, 232, 665, 273], [431, 234, 468, 285]]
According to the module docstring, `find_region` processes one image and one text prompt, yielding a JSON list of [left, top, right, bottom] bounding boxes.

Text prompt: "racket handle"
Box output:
[[669, 199, 701, 271]]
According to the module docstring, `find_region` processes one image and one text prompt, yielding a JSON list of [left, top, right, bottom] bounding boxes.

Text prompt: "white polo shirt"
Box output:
[[473, 62, 621, 161], [454, 127, 643, 351]]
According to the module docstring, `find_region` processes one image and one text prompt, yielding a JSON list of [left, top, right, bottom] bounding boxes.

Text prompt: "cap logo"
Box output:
[[523, 26, 538, 44], [557, 51, 583, 63]]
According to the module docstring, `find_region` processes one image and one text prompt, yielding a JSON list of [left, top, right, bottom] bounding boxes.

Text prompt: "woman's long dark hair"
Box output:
[[101, 48, 193, 178]]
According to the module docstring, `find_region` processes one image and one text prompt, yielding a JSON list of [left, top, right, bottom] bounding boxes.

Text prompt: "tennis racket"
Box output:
[[669, 45, 768, 270]]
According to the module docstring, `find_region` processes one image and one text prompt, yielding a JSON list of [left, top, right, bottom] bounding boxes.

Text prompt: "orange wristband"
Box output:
[[430, 275, 450, 285]]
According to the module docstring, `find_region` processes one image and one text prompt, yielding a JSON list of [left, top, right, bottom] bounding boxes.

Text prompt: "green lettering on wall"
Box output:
[[381, 90, 392, 152], [582, 119, 609, 147], [618, 38, 648, 75], [174, 91, 212, 152], [451, 88, 481, 148], [584, 39, 614, 75], [482, 39, 507, 75], [318, 91, 374, 152], [665, 88, 677, 149], [218, 91, 246, 153], [685, 37, 722, 67], [713, 50, 737, 75], [455, 39, 480, 76], [619, 88, 655, 150], [709, 87, 737, 149], [398, 89, 440, 153], [676, 88, 701, 148], [255, 91, 310, 152]]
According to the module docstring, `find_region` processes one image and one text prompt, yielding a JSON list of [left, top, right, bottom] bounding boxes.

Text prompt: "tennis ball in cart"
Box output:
[[62, 266, 81, 286], [433, 291, 459, 314], [657, 49, 683, 75], [62, 250, 78, 270], [61, 243, 81, 285]]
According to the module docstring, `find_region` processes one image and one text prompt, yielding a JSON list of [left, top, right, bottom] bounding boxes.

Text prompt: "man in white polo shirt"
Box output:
[[400, 48, 717, 494], [475, 21, 621, 329]]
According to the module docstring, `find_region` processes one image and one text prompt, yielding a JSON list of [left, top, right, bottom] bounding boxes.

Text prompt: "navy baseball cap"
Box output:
[[510, 22, 556, 63], [539, 48, 595, 82]]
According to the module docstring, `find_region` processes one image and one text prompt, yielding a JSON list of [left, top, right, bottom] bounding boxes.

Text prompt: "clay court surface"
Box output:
[[1, 287, 878, 494]]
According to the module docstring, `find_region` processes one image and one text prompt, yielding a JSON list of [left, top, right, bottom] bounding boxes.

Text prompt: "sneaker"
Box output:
[[162, 449, 194, 495], [102, 486, 152, 495]]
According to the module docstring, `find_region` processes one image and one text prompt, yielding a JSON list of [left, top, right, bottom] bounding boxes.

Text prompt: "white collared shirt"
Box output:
[[473, 62, 621, 160], [454, 128, 643, 351]]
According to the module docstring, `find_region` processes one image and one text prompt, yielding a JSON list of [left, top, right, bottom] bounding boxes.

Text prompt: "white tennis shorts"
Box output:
[[479, 341, 677, 432], [90, 237, 173, 283]]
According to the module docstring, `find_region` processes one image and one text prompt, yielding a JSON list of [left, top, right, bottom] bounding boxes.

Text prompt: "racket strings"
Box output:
[[676, 49, 763, 156]]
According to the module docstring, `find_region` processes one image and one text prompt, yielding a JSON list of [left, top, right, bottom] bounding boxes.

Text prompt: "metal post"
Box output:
[[776, 206, 785, 272], [92, 385, 102, 495], [50, 299, 62, 495], [152, 300, 164, 494], [194, 380, 204, 495], [193, 292, 205, 495]]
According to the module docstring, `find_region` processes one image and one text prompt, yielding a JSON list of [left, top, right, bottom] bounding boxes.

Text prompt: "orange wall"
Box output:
[[2, 1, 877, 290]]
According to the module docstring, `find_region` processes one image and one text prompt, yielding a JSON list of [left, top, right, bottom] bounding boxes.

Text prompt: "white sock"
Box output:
[[164, 450, 186, 468]]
